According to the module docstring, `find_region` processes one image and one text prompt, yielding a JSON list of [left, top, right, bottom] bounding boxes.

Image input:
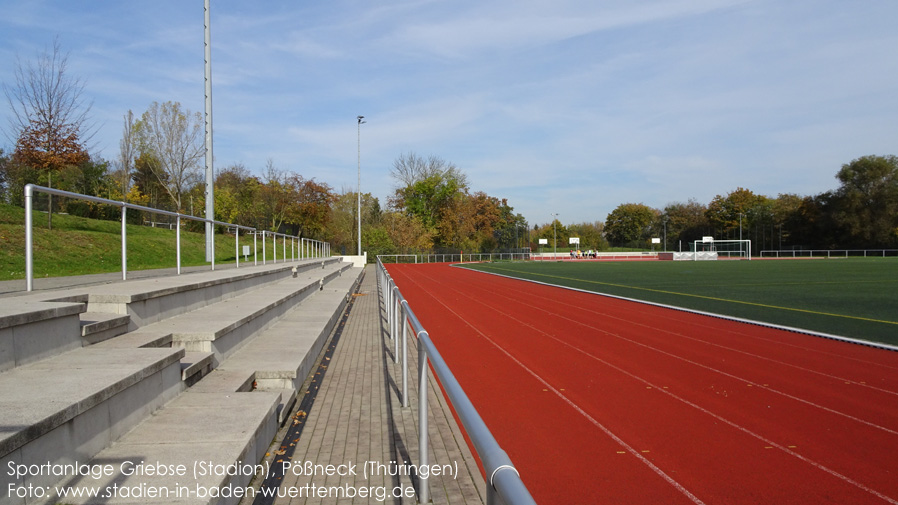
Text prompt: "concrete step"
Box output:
[[0, 260, 359, 504], [80, 311, 131, 344], [188, 369, 256, 393], [0, 299, 85, 373], [49, 390, 281, 505], [84, 259, 343, 329], [217, 266, 362, 392], [137, 262, 352, 368], [181, 351, 215, 387], [0, 346, 184, 499]]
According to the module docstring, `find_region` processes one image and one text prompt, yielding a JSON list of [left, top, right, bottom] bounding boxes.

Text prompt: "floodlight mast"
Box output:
[[551, 213, 559, 259], [357, 116, 366, 256], [203, 0, 214, 261]]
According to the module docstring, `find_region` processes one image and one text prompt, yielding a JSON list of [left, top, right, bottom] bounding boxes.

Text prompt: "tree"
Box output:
[[390, 151, 468, 189], [112, 110, 136, 197], [214, 163, 262, 227], [770, 193, 803, 250], [0, 149, 9, 203], [285, 175, 333, 239], [830, 155, 898, 247], [390, 152, 469, 234], [663, 199, 710, 249], [604, 203, 658, 247], [534, 220, 570, 252], [382, 211, 434, 254], [705, 188, 764, 239], [4, 38, 93, 226], [568, 222, 607, 251], [133, 101, 204, 211]]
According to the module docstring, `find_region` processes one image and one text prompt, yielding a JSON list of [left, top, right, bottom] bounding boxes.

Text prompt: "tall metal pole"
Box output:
[[551, 213, 559, 259], [357, 116, 365, 256], [204, 0, 215, 261]]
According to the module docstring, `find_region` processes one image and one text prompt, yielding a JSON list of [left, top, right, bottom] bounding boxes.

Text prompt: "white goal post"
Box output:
[[689, 238, 752, 261]]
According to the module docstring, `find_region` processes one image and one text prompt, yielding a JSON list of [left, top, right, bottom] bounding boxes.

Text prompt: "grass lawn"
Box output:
[[461, 258, 898, 346]]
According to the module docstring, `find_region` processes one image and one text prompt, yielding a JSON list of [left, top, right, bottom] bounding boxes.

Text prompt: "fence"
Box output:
[[376, 258, 537, 505], [378, 252, 531, 264], [759, 249, 898, 258], [23, 184, 330, 291]]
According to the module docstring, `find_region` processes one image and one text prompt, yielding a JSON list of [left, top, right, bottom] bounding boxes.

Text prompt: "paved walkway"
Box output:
[[268, 265, 485, 505]]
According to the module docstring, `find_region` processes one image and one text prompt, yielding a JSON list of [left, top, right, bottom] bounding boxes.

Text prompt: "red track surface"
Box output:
[[386, 263, 898, 505]]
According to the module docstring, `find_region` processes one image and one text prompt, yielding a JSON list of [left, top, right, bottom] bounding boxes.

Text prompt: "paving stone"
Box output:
[[273, 265, 485, 505]]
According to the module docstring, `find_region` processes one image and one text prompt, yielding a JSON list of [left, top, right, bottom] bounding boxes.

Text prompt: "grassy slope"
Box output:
[[463, 259, 898, 346], [0, 203, 290, 280]]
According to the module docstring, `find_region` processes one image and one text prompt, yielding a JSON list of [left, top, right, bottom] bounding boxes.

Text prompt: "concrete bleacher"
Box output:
[[0, 258, 362, 505]]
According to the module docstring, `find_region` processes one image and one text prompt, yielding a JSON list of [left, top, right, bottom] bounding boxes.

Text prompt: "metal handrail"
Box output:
[[376, 258, 538, 505], [23, 184, 330, 291]]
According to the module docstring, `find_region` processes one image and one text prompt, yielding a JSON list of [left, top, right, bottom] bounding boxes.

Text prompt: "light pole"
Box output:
[[203, 0, 215, 262], [551, 213, 559, 259], [357, 115, 365, 256]]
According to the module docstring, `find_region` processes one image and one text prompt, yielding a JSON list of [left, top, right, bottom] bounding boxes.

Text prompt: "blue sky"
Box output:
[[2, 0, 896, 225]]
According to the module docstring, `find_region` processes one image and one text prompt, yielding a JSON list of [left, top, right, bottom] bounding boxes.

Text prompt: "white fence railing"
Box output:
[[378, 252, 531, 264], [759, 249, 898, 258], [377, 259, 537, 505], [23, 184, 330, 291]]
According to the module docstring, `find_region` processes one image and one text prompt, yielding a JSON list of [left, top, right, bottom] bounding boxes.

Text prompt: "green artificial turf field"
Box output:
[[461, 258, 898, 347]]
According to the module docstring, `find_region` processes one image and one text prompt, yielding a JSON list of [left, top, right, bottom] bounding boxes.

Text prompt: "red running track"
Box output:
[[386, 263, 898, 505]]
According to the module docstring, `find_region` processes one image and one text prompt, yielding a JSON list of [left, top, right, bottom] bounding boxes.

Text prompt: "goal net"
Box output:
[[688, 238, 751, 261]]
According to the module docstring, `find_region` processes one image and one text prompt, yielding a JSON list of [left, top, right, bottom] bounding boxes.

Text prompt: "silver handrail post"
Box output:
[[121, 206, 127, 281], [417, 334, 430, 504], [393, 287, 400, 360], [253, 231, 258, 265], [25, 184, 34, 291], [401, 302, 409, 408], [211, 221, 216, 271], [235, 228, 240, 268], [262, 231, 267, 265], [176, 216, 182, 275]]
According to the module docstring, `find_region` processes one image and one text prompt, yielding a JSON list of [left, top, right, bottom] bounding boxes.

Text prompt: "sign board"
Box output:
[[702, 236, 714, 243], [651, 238, 661, 244], [569, 237, 580, 245], [538, 238, 548, 245], [242, 245, 250, 259]]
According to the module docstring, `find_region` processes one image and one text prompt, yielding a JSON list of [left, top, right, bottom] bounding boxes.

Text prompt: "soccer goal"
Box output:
[[690, 238, 752, 261]]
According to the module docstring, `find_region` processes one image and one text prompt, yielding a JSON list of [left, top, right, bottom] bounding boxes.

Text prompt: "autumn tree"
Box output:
[[390, 152, 468, 232], [382, 211, 434, 254], [284, 175, 333, 239], [705, 188, 764, 239], [214, 163, 262, 227], [133, 101, 204, 211], [3, 38, 93, 226]]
